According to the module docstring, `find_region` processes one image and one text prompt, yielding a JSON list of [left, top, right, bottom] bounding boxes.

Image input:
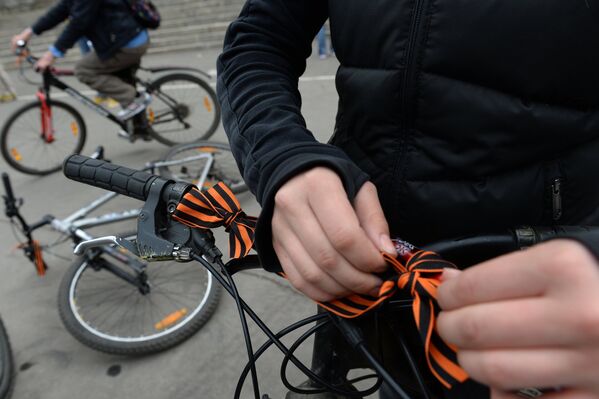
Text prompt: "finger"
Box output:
[[277, 210, 382, 297], [274, 239, 343, 302], [538, 388, 595, 399], [353, 182, 396, 255], [306, 174, 386, 274], [437, 248, 551, 310], [459, 348, 582, 391], [490, 389, 520, 399], [491, 388, 589, 399], [279, 183, 386, 279], [437, 298, 584, 349]]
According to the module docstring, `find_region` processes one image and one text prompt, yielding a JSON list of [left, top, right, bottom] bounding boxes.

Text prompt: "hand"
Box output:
[[437, 240, 599, 398], [11, 28, 33, 52], [35, 51, 55, 72], [272, 167, 396, 302]]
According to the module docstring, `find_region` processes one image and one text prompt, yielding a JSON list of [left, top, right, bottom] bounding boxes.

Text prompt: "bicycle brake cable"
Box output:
[[234, 314, 327, 399], [279, 317, 382, 398], [216, 257, 262, 399], [192, 253, 388, 398]]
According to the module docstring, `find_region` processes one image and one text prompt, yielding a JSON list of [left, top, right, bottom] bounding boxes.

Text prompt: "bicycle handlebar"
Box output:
[[2, 173, 16, 205], [63, 155, 166, 201]]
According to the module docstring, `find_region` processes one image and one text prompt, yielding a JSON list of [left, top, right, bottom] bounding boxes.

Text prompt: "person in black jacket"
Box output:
[[11, 0, 151, 125], [217, 0, 599, 398]]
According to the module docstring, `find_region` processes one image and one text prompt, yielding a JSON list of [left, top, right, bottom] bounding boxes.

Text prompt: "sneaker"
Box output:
[[93, 94, 120, 109], [319, 54, 327, 60], [117, 92, 151, 121]]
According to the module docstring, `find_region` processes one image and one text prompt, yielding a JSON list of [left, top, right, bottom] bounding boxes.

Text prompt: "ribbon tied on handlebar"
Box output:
[[172, 182, 257, 259]]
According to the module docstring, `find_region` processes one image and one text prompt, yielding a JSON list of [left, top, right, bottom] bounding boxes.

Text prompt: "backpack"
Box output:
[[123, 0, 161, 30]]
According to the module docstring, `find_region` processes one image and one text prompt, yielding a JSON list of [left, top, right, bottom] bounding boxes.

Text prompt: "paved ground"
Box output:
[[0, 48, 354, 399]]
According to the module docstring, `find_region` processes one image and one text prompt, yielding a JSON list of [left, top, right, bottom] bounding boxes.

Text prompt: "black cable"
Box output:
[[280, 319, 382, 398], [191, 253, 385, 397], [387, 318, 433, 399], [216, 258, 261, 399], [234, 314, 328, 399], [332, 315, 413, 399], [357, 344, 412, 399]]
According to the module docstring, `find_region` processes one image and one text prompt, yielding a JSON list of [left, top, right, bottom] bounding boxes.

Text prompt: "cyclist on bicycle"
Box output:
[[217, 0, 599, 397], [10, 0, 152, 138]]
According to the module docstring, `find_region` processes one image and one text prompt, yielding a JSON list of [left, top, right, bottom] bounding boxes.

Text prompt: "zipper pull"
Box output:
[[552, 178, 562, 221]]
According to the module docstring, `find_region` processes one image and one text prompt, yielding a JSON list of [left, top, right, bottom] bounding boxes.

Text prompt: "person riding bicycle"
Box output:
[[217, 1, 599, 398], [10, 0, 152, 139]]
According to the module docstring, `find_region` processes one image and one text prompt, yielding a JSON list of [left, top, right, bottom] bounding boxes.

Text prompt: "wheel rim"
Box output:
[[165, 145, 246, 192], [4, 105, 82, 173], [148, 79, 217, 143], [68, 260, 214, 343]]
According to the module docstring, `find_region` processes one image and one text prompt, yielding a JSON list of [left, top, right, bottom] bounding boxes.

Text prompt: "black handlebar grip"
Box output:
[[2, 173, 15, 203], [63, 155, 163, 201]]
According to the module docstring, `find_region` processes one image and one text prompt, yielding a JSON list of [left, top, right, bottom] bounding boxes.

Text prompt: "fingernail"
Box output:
[[369, 286, 382, 297], [441, 268, 461, 281], [380, 234, 396, 255]]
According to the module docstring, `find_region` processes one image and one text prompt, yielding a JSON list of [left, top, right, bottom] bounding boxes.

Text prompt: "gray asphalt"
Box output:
[[0, 48, 355, 399]]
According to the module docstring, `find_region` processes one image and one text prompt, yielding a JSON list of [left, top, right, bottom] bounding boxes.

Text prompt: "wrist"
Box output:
[[48, 45, 63, 58], [22, 27, 33, 40]]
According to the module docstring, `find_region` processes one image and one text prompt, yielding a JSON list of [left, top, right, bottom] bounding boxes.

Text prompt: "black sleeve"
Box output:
[[31, 0, 70, 35], [217, 0, 370, 272], [48, 0, 102, 54]]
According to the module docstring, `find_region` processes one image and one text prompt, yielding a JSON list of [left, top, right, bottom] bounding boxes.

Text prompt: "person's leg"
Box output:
[[317, 26, 327, 58], [74, 42, 149, 108]]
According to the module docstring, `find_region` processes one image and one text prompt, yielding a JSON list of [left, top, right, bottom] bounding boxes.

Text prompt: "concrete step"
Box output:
[[0, 21, 230, 59], [0, 0, 243, 69]]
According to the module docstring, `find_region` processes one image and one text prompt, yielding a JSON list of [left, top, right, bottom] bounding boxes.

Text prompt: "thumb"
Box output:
[[353, 182, 396, 255]]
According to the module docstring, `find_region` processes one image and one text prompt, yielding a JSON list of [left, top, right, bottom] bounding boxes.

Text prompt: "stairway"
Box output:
[[0, 0, 244, 69]]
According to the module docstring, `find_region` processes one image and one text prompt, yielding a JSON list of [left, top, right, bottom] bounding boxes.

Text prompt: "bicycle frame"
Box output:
[[37, 69, 127, 137]]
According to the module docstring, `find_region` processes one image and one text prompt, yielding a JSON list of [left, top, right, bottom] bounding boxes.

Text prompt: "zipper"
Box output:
[[400, 0, 427, 123], [551, 177, 563, 221], [392, 0, 428, 226]]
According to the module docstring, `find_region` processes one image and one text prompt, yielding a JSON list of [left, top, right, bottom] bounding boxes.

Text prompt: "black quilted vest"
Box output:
[[328, 0, 599, 245]]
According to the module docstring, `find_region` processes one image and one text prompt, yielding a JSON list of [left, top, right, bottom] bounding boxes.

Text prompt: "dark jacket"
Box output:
[[217, 0, 599, 271], [31, 0, 142, 60]]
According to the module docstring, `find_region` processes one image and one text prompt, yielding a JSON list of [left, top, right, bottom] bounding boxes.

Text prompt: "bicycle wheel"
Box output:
[[147, 73, 220, 146], [0, 317, 14, 399], [0, 100, 86, 175], [57, 242, 221, 355], [157, 142, 248, 194]]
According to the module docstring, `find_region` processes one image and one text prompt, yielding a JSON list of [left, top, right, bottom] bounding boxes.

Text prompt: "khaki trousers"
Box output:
[[74, 42, 149, 107]]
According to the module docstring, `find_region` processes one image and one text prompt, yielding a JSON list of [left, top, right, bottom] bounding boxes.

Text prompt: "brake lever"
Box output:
[[74, 235, 140, 257]]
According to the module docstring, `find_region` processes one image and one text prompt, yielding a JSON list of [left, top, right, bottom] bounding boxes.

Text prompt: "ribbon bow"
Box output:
[[319, 249, 468, 389], [172, 182, 257, 258]]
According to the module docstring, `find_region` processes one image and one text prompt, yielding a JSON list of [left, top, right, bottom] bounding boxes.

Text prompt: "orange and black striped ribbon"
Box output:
[[320, 250, 468, 389], [172, 182, 257, 258], [172, 182, 467, 388]]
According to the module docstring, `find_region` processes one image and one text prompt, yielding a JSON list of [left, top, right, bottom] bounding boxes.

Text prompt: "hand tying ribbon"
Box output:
[[171, 182, 467, 389], [172, 182, 257, 259], [318, 247, 468, 389]]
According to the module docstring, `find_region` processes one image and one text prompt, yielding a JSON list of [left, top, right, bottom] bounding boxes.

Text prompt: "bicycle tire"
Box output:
[[0, 317, 14, 399], [0, 100, 86, 175], [57, 243, 221, 355], [157, 142, 248, 194], [147, 73, 220, 146]]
